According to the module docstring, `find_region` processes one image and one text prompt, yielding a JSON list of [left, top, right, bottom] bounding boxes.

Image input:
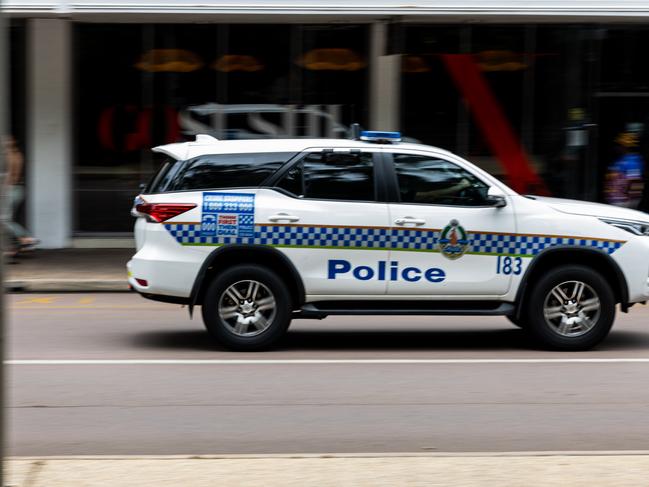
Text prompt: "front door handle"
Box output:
[[394, 216, 426, 226], [268, 213, 300, 223]]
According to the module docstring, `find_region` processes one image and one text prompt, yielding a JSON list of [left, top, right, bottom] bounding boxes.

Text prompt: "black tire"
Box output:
[[201, 265, 292, 351], [524, 265, 615, 351]]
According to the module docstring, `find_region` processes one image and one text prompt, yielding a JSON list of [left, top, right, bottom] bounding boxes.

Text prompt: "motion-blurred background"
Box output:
[[4, 0, 649, 248]]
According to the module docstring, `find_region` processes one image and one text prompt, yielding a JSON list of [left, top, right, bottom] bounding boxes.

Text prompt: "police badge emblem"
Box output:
[[438, 219, 470, 260]]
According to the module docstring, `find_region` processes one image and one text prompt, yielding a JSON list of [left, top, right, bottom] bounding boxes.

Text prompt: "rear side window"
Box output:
[[276, 152, 375, 202], [165, 152, 296, 192]]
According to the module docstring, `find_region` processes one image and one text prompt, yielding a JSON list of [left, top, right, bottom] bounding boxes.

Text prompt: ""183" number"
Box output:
[[496, 256, 523, 275]]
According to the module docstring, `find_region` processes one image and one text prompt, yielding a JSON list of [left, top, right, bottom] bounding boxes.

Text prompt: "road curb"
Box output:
[[6, 279, 130, 293], [7, 454, 649, 487]]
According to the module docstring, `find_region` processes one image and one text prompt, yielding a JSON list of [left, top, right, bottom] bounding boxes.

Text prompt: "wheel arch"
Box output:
[[189, 245, 306, 316], [514, 246, 630, 320]]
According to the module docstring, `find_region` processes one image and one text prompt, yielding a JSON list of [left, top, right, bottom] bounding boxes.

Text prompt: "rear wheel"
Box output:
[[201, 265, 292, 351], [524, 265, 615, 350]]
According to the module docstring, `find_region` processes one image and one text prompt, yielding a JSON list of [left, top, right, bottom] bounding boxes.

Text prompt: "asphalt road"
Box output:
[[7, 293, 649, 456]]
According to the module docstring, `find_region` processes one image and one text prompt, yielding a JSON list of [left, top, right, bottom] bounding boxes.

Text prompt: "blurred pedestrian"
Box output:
[[2, 135, 38, 258], [639, 166, 649, 213], [637, 122, 649, 214], [604, 132, 645, 208]]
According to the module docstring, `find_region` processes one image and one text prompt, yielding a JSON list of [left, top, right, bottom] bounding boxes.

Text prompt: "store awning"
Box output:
[[5, 0, 649, 19]]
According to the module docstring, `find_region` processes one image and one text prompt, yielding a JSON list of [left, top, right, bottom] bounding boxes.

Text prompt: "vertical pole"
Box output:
[[457, 26, 471, 155], [585, 28, 600, 202], [0, 8, 6, 486], [27, 19, 72, 248], [522, 26, 536, 154], [369, 22, 401, 132]]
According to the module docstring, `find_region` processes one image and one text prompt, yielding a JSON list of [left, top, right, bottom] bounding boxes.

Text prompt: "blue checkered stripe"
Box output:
[[165, 224, 391, 248], [256, 225, 389, 248], [471, 234, 624, 256], [391, 228, 438, 251], [164, 223, 624, 255]]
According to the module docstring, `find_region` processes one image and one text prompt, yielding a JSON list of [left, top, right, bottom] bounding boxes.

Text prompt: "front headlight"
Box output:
[[600, 218, 649, 236]]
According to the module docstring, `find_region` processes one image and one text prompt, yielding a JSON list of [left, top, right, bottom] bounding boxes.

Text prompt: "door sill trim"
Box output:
[[294, 301, 514, 319]]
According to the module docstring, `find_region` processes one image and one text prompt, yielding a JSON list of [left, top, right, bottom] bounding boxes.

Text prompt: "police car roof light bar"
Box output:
[[360, 131, 402, 143]]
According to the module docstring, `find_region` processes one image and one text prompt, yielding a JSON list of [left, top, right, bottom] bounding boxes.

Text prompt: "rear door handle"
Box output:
[[268, 213, 300, 223], [394, 216, 426, 226]]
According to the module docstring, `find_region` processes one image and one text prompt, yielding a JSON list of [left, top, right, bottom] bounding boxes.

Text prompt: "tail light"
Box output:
[[131, 196, 196, 223]]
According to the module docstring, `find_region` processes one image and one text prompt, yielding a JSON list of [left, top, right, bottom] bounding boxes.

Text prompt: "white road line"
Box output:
[[7, 358, 649, 365]]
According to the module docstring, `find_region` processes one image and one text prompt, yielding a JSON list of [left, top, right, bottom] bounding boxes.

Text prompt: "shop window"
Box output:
[[398, 26, 463, 151], [74, 23, 369, 233]]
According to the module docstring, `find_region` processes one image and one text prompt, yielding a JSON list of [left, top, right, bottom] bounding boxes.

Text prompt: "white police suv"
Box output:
[[128, 131, 649, 351]]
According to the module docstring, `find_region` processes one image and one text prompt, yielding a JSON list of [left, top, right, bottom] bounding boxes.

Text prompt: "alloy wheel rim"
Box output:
[[543, 280, 601, 338], [218, 280, 276, 337]]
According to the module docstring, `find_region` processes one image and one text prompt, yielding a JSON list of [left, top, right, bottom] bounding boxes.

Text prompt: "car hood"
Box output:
[[530, 196, 649, 222]]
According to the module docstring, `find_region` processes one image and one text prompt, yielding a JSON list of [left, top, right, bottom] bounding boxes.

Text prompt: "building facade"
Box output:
[[5, 1, 649, 247]]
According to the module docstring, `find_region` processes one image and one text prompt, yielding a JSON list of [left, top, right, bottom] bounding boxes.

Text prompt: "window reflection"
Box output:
[[393, 154, 489, 206], [170, 153, 295, 191], [278, 152, 375, 202]]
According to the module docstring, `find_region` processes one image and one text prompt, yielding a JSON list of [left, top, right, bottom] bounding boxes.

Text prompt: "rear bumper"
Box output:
[[136, 289, 191, 305], [127, 248, 202, 299]]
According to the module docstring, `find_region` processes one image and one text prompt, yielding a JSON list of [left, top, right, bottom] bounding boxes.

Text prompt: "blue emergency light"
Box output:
[[360, 131, 401, 143]]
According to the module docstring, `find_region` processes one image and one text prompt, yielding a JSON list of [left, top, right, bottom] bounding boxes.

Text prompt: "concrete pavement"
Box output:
[[6, 249, 131, 292], [8, 454, 649, 487]]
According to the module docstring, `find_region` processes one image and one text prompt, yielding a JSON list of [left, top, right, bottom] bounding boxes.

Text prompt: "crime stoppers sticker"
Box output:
[[201, 192, 255, 238]]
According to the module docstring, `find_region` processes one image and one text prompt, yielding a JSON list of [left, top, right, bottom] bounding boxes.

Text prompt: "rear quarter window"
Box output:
[[145, 157, 183, 194], [166, 152, 296, 192]]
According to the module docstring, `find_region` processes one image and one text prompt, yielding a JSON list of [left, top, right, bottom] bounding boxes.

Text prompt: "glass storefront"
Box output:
[[71, 22, 649, 234], [8, 20, 27, 226], [74, 23, 370, 233], [398, 24, 649, 206], [398, 24, 593, 198], [9, 20, 26, 148]]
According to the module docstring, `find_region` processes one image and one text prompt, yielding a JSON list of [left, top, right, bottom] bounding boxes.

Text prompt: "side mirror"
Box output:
[[486, 195, 507, 208], [138, 182, 147, 193]]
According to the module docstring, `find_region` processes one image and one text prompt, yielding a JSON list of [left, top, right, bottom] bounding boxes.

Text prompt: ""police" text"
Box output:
[[327, 260, 446, 283]]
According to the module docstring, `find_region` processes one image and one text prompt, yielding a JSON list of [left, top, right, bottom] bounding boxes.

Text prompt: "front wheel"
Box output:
[[524, 265, 615, 351], [201, 265, 292, 351]]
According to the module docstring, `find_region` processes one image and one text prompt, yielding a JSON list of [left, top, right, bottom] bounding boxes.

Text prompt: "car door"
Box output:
[[384, 150, 518, 296], [257, 148, 391, 297]]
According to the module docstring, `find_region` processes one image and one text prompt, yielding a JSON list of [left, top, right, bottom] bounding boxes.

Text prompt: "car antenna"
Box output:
[[350, 123, 362, 140]]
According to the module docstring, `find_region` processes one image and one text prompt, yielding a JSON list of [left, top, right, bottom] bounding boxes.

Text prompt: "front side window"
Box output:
[[169, 152, 295, 191], [392, 153, 490, 206], [277, 152, 375, 201]]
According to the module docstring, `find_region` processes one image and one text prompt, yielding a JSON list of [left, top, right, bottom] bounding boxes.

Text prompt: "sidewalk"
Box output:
[[7, 453, 649, 487], [5, 249, 132, 292]]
